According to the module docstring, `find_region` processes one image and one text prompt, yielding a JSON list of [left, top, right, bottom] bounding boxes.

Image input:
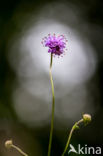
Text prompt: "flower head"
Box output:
[[42, 34, 67, 56]]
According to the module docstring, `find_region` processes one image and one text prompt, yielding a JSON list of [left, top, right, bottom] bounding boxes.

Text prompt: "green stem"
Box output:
[[48, 53, 55, 156], [61, 119, 83, 156], [11, 145, 28, 156]]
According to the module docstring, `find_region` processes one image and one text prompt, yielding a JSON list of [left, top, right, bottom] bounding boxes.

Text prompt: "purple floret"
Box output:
[[42, 34, 67, 56]]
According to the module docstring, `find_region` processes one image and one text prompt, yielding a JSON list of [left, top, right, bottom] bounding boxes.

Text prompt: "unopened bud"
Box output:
[[5, 140, 13, 149], [83, 114, 91, 125]]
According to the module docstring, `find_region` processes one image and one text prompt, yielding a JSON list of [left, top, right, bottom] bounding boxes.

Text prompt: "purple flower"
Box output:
[[42, 34, 67, 56]]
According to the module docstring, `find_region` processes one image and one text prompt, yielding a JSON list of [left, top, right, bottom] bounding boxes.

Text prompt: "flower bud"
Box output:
[[5, 140, 13, 149], [83, 114, 91, 125]]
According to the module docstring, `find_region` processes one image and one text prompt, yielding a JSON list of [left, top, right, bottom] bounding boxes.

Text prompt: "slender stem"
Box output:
[[48, 53, 55, 156], [61, 119, 83, 156], [11, 145, 28, 156]]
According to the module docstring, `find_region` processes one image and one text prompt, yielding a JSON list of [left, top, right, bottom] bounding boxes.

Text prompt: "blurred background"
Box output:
[[0, 0, 103, 155]]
